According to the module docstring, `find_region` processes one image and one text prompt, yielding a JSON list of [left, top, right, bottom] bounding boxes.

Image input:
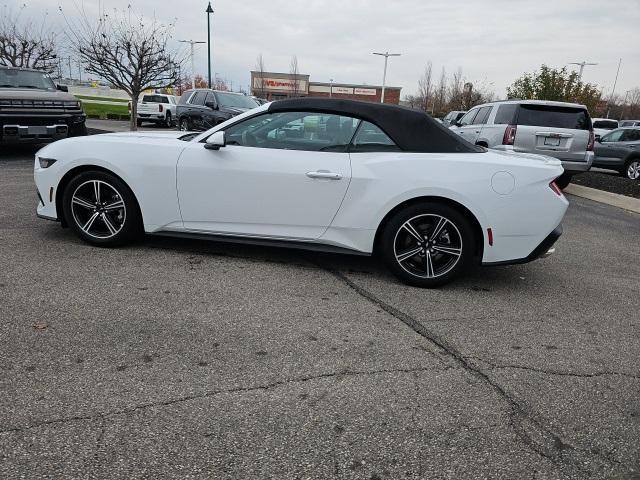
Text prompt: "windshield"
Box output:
[[0, 68, 56, 90], [593, 120, 618, 130], [215, 92, 258, 109]]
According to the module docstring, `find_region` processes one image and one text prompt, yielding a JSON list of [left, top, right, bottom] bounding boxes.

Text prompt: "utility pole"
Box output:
[[373, 51, 401, 103], [329, 78, 334, 98], [607, 58, 622, 119], [206, 2, 214, 89], [620, 90, 630, 121], [568, 61, 598, 81], [178, 39, 206, 89]]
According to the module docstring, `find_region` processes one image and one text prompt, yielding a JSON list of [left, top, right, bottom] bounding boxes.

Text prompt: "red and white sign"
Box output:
[[253, 77, 307, 93]]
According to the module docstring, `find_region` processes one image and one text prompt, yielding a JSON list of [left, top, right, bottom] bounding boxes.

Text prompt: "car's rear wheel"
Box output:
[[623, 158, 640, 180], [555, 172, 573, 189], [62, 171, 142, 247], [380, 203, 475, 287]]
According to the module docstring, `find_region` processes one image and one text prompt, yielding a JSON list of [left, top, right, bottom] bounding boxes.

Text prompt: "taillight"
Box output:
[[549, 181, 563, 197], [159, 104, 163, 112], [502, 124, 517, 145], [587, 129, 595, 151]]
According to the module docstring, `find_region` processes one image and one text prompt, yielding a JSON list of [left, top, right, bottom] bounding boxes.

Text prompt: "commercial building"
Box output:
[[251, 71, 401, 105]]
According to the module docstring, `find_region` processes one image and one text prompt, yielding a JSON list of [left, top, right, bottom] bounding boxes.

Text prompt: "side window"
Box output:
[[224, 111, 358, 152], [190, 92, 206, 105], [494, 104, 518, 125], [620, 129, 640, 142], [474, 106, 492, 125], [350, 121, 399, 152], [458, 109, 478, 127], [601, 130, 624, 143]]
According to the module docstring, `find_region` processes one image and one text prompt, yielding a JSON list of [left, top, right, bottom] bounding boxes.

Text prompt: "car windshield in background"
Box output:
[[593, 120, 618, 130], [0, 69, 56, 90], [142, 95, 168, 103], [215, 92, 259, 109], [517, 105, 590, 130]]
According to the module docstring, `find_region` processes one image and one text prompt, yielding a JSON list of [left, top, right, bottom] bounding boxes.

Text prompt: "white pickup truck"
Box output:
[[132, 94, 178, 127]]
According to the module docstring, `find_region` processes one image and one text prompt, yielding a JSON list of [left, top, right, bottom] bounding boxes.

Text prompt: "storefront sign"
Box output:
[[253, 76, 307, 93], [354, 88, 377, 96]]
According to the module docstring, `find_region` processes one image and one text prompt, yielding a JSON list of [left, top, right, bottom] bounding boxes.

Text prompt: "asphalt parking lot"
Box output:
[[1, 146, 639, 480]]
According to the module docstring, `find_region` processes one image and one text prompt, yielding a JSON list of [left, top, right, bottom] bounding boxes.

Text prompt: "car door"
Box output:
[[452, 108, 480, 142], [468, 106, 492, 144], [176, 111, 355, 240], [188, 91, 207, 130], [595, 129, 626, 166]]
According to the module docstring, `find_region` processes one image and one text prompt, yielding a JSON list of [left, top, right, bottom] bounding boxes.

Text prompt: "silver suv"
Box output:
[[450, 100, 594, 187]]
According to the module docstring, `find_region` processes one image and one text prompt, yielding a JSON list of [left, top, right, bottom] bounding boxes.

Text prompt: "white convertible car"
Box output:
[[34, 98, 568, 287]]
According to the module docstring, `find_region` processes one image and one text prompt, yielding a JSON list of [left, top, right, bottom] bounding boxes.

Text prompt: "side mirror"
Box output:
[[56, 84, 68, 92], [454, 121, 462, 127], [205, 101, 218, 110], [204, 131, 225, 150]]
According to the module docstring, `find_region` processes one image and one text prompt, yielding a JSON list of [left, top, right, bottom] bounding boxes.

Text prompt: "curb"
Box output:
[[565, 184, 640, 214]]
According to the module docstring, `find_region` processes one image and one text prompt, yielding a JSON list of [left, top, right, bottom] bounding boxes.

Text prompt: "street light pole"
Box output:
[[206, 2, 214, 89], [178, 39, 206, 89], [568, 60, 598, 81], [607, 58, 622, 119], [373, 52, 400, 103], [329, 78, 333, 98]]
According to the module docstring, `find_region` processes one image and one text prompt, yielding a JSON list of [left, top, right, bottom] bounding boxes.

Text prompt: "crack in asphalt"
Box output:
[[325, 268, 623, 475], [0, 365, 446, 436], [477, 361, 640, 380]]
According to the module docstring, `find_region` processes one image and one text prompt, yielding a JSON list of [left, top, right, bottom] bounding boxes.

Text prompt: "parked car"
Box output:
[[442, 110, 466, 127], [449, 100, 594, 188], [591, 117, 618, 140], [176, 89, 259, 131], [34, 98, 567, 288], [619, 120, 640, 127], [0, 65, 86, 145], [593, 127, 640, 179], [134, 94, 177, 127]]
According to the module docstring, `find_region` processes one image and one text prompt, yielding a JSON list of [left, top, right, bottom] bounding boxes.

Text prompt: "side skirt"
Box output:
[[148, 231, 371, 257]]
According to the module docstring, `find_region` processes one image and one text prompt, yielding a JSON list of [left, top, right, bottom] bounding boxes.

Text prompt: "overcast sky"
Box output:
[[30, 0, 640, 98]]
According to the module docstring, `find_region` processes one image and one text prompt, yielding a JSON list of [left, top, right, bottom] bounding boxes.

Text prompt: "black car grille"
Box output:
[[0, 99, 81, 112]]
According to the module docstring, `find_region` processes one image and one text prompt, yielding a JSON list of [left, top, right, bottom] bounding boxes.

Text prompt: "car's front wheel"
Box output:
[[179, 117, 191, 131], [380, 203, 475, 287], [62, 171, 142, 247], [165, 111, 174, 128]]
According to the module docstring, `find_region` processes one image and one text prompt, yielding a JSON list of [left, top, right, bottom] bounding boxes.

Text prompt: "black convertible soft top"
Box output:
[[268, 97, 482, 153]]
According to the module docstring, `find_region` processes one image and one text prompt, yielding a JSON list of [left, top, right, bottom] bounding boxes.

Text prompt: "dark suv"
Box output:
[[0, 66, 86, 145], [176, 89, 259, 131]]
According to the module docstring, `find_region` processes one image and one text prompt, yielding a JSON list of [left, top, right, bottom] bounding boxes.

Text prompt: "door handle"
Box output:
[[306, 171, 342, 180]]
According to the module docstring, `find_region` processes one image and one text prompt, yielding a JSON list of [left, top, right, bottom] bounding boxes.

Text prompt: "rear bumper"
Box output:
[[561, 151, 594, 173], [483, 224, 563, 266]]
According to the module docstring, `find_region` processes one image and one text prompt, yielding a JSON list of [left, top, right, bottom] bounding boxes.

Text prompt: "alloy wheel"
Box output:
[[393, 214, 463, 279], [627, 160, 640, 180], [70, 180, 126, 239]]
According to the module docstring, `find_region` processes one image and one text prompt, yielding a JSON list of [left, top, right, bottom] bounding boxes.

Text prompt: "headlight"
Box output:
[[38, 157, 57, 168], [64, 101, 81, 108]]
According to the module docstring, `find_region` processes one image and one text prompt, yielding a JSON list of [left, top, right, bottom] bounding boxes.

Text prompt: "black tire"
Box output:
[[68, 123, 88, 137], [62, 170, 142, 247], [380, 202, 475, 288], [179, 117, 191, 131], [136, 118, 143, 127], [165, 111, 173, 128], [622, 157, 640, 180], [555, 172, 573, 190]]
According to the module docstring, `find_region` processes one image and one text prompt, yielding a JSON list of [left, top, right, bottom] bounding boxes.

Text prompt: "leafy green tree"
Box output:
[[507, 65, 601, 113]]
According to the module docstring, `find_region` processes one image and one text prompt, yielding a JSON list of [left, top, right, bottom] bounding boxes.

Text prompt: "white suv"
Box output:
[[450, 100, 594, 187], [134, 94, 178, 127]]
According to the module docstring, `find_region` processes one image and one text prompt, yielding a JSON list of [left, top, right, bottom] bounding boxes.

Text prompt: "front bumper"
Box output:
[[483, 224, 563, 266], [1, 112, 86, 144]]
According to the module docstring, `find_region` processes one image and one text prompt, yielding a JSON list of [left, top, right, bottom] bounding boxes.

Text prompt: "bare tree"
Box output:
[[415, 61, 434, 112], [289, 55, 300, 98], [254, 53, 267, 98], [61, 6, 182, 131], [0, 5, 58, 72]]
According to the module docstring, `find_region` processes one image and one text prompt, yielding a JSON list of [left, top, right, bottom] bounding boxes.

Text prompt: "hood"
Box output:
[[97, 131, 188, 140], [0, 88, 78, 102]]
